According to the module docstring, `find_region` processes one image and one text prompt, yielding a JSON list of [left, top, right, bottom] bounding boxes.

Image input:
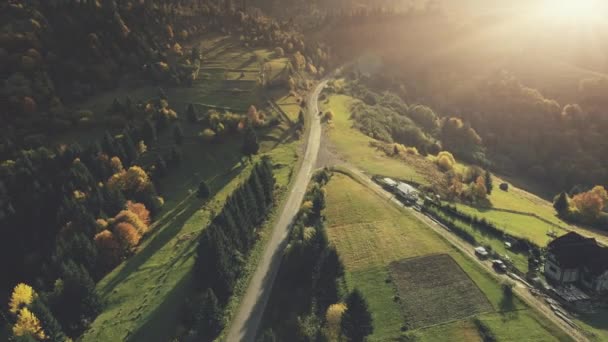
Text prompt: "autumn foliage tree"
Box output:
[[13, 307, 46, 340], [326, 303, 347, 340], [115, 222, 141, 251], [9, 283, 37, 314], [126, 201, 151, 227], [436, 151, 456, 171], [94, 230, 122, 270]]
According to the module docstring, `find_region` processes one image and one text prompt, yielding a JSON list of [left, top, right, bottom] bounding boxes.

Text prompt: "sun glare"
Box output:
[[541, 0, 602, 22]]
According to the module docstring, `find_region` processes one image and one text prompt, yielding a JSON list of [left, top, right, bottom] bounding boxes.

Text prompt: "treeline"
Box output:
[[260, 170, 374, 342], [180, 158, 275, 341], [335, 76, 488, 165], [553, 186, 608, 230], [462, 72, 608, 191], [422, 202, 540, 255]]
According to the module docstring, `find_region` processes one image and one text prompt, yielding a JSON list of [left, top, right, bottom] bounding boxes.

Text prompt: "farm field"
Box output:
[[324, 172, 572, 341], [320, 91, 607, 250], [80, 35, 298, 341], [389, 254, 492, 329], [454, 174, 608, 246]]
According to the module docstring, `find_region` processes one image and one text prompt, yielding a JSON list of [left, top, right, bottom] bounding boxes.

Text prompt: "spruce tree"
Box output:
[[484, 170, 493, 195], [52, 260, 101, 336], [29, 298, 67, 342], [170, 146, 182, 164], [193, 288, 224, 341], [197, 180, 210, 199], [187, 104, 198, 123], [143, 119, 157, 143], [341, 289, 374, 342], [155, 155, 168, 179], [120, 131, 138, 166], [249, 166, 267, 212], [242, 126, 260, 156], [173, 124, 184, 145], [158, 87, 168, 100], [554, 192, 570, 216]]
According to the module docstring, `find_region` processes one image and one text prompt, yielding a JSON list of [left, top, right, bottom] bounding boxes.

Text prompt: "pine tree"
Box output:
[[158, 87, 168, 100], [51, 260, 101, 336], [143, 119, 157, 143], [197, 180, 210, 199], [314, 247, 344, 314], [170, 146, 182, 165], [101, 131, 117, 158], [484, 170, 493, 195], [102, 184, 126, 216], [121, 130, 138, 166], [154, 155, 168, 179], [29, 298, 67, 342], [242, 126, 260, 156], [196, 226, 240, 301], [554, 192, 570, 216], [173, 124, 184, 145], [187, 104, 198, 123], [193, 289, 223, 341], [341, 289, 373, 342], [249, 166, 267, 213]]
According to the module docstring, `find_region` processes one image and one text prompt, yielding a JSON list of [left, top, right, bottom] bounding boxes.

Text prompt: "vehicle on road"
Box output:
[[492, 259, 508, 273]]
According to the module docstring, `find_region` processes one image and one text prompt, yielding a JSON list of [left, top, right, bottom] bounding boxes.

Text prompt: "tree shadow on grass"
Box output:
[[98, 162, 246, 299], [98, 197, 202, 298], [126, 269, 195, 342]]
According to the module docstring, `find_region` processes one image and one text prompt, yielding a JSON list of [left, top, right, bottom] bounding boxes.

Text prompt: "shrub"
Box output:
[[115, 222, 141, 250], [201, 128, 216, 142], [436, 151, 456, 171]]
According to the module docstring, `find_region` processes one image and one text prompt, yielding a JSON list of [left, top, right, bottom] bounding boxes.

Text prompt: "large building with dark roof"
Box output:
[[545, 232, 608, 293]]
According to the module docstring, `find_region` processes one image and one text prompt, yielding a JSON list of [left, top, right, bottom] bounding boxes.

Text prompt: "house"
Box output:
[[395, 182, 418, 202], [545, 232, 608, 293]]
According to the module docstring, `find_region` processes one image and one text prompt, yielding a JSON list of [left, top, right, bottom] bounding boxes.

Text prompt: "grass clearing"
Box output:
[[389, 254, 492, 329], [322, 94, 429, 185], [324, 172, 572, 341]]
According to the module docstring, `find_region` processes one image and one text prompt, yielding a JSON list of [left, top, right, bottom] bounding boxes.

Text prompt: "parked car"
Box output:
[[492, 259, 507, 273], [475, 246, 489, 259]]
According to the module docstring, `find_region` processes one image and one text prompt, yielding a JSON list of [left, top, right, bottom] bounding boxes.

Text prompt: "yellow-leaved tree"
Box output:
[[9, 283, 36, 314], [326, 303, 347, 341], [436, 151, 456, 172], [13, 308, 46, 340]]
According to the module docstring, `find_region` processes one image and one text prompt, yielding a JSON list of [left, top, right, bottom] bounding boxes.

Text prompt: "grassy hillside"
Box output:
[[80, 35, 299, 341], [324, 172, 572, 341]]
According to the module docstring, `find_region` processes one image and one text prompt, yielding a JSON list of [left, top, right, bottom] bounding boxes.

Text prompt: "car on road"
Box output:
[[475, 246, 489, 259], [492, 259, 508, 273]]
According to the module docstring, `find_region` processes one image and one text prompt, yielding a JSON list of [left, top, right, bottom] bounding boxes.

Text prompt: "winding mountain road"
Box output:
[[225, 80, 327, 342]]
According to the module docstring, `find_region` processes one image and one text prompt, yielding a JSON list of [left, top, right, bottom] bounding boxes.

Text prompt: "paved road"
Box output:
[[225, 80, 327, 342], [341, 167, 589, 342]]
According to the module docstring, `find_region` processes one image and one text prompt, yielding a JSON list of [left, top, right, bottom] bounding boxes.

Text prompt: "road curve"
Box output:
[[225, 80, 327, 342]]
